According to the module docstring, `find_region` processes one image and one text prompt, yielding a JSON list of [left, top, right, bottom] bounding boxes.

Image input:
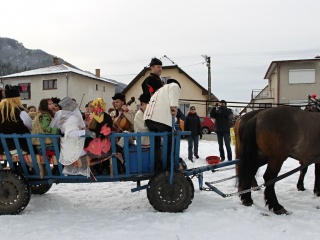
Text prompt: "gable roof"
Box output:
[[0, 64, 117, 85], [264, 58, 320, 80], [122, 65, 218, 100]]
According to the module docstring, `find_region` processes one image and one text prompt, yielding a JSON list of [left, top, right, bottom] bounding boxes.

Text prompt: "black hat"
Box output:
[[220, 100, 227, 105], [5, 85, 20, 98], [149, 58, 162, 67], [167, 79, 181, 89], [138, 93, 150, 103], [112, 92, 126, 101], [51, 97, 61, 104]]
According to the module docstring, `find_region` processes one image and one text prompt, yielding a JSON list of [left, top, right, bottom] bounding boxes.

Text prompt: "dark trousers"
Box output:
[[216, 132, 232, 161], [187, 135, 199, 160], [145, 120, 173, 169]]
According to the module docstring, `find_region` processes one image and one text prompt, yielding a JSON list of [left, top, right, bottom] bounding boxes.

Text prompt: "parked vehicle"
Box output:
[[200, 117, 215, 134]]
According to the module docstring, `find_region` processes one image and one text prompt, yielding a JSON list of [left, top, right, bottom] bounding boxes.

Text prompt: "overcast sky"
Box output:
[[2, 0, 320, 103]]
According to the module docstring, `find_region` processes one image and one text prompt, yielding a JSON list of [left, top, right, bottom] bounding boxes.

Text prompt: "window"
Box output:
[[43, 79, 57, 90], [96, 84, 98, 91], [258, 103, 272, 109], [179, 103, 190, 115], [289, 69, 315, 84], [103, 86, 106, 92], [18, 83, 31, 99]]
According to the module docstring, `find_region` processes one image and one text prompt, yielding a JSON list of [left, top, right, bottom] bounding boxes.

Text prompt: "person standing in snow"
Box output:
[[184, 106, 202, 162]]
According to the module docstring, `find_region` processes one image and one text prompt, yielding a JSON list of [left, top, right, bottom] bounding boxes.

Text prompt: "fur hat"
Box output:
[[91, 98, 106, 123], [220, 100, 227, 105], [51, 97, 61, 104], [5, 85, 20, 98], [167, 79, 181, 89], [112, 92, 126, 101], [149, 58, 162, 67], [59, 97, 78, 111], [138, 93, 150, 104]]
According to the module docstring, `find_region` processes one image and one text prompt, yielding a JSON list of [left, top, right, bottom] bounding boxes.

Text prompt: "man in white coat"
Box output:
[[143, 79, 181, 169]]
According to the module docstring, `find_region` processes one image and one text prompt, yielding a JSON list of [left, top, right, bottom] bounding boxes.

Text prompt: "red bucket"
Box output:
[[206, 156, 221, 165]]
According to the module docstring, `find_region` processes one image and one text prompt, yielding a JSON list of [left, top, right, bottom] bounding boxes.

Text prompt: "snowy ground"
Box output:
[[1, 138, 320, 240]]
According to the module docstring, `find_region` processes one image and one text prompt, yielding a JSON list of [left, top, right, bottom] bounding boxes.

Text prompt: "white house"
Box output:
[[0, 64, 117, 111]]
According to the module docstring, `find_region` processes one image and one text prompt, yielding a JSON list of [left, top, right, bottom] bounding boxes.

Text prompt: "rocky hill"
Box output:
[[0, 37, 126, 92]]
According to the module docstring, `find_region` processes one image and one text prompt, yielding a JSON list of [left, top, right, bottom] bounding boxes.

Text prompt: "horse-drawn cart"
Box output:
[[0, 120, 245, 216]]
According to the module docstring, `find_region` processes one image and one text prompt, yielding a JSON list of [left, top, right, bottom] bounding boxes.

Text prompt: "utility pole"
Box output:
[[202, 55, 211, 115]]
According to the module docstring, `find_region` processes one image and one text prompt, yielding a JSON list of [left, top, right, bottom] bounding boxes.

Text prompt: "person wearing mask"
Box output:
[[141, 58, 164, 103], [84, 98, 115, 174], [184, 106, 202, 162], [210, 100, 233, 161], [50, 97, 95, 177]]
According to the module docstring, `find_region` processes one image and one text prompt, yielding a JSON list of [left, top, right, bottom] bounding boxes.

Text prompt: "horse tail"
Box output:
[[238, 116, 260, 190]]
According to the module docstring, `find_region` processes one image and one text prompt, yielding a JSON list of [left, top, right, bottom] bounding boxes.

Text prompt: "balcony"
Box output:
[[251, 89, 274, 100]]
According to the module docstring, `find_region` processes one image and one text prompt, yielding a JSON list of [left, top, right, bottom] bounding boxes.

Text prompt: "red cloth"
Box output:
[[84, 125, 111, 156]]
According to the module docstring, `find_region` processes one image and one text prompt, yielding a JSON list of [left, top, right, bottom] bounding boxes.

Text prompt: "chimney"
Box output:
[[53, 56, 59, 65], [95, 69, 101, 77]]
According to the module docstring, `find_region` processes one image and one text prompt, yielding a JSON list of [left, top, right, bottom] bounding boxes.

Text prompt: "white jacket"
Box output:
[[143, 83, 180, 127], [134, 109, 150, 147]]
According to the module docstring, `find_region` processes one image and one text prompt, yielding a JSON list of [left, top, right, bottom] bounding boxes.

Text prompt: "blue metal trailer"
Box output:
[[0, 128, 238, 215]]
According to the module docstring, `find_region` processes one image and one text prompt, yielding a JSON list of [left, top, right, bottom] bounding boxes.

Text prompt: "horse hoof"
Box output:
[[297, 183, 306, 191], [274, 207, 288, 215], [313, 189, 320, 197], [242, 199, 253, 206]]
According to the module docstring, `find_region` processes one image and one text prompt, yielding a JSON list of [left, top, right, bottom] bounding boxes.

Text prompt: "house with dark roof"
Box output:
[[0, 63, 117, 111], [122, 65, 218, 117]]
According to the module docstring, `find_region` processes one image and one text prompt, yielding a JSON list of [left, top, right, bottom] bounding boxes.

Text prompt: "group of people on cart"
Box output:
[[0, 57, 186, 177]]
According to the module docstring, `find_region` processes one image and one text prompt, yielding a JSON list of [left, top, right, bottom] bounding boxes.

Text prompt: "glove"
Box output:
[[85, 129, 96, 139], [200, 134, 202, 139]]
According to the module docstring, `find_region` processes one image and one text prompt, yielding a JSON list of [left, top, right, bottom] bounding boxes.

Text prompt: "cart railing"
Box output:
[[0, 129, 190, 185]]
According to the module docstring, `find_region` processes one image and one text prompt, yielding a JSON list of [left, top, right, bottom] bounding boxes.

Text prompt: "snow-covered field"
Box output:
[[1, 139, 320, 240]]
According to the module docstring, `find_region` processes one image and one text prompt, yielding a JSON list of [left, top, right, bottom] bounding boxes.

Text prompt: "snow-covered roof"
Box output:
[[0, 64, 117, 85]]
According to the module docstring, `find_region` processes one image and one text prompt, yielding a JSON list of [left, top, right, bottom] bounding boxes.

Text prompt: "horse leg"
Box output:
[[297, 161, 307, 191], [263, 159, 288, 215], [313, 163, 320, 196], [239, 166, 259, 206]]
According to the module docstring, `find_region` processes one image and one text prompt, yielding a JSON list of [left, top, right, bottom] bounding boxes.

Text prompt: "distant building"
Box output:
[[242, 57, 320, 114], [122, 65, 218, 117], [0, 62, 117, 111]]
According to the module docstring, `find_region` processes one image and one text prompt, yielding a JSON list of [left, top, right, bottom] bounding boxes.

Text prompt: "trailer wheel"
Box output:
[[0, 170, 31, 215], [147, 171, 194, 212], [31, 183, 53, 195]]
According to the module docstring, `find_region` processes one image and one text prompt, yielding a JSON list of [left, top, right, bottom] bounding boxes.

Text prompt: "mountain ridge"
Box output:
[[0, 37, 126, 92]]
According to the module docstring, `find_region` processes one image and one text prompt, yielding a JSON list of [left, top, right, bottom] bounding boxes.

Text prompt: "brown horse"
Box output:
[[238, 106, 320, 214], [234, 105, 320, 191]]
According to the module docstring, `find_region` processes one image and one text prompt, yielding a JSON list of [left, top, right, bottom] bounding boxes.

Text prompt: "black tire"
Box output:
[[0, 170, 31, 215], [31, 183, 53, 195], [147, 171, 194, 212], [202, 127, 209, 134]]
